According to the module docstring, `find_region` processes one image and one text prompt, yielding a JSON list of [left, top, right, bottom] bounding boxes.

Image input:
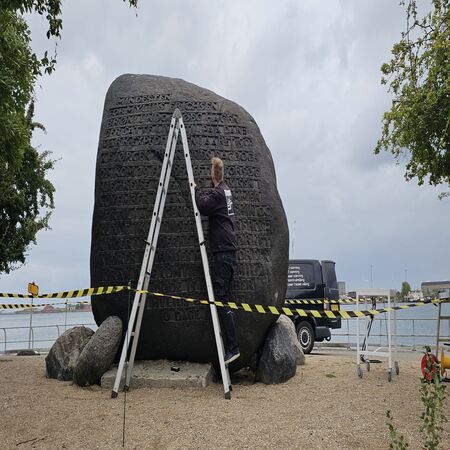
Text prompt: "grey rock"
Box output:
[[256, 315, 304, 384], [293, 334, 305, 365], [296, 344, 306, 365], [247, 352, 260, 373], [90, 74, 289, 372], [73, 316, 122, 386], [17, 349, 40, 356], [45, 326, 94, 381]]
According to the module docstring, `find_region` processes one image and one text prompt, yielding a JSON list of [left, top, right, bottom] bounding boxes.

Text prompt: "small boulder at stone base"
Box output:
[[73, 316, 122, 387], [46, 326, 94, 381]]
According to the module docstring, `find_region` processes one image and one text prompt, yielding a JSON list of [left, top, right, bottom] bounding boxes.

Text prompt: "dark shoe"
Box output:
[[224, 349, 240, 365]]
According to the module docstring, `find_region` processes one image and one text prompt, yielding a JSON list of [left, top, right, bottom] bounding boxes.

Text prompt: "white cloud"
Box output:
[[1, 0, 448, 294]]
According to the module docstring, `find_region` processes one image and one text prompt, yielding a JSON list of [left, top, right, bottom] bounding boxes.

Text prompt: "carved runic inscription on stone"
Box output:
[[91, 75, 289, 370]]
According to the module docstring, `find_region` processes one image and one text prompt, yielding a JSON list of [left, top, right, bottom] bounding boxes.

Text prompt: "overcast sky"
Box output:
[[1, 0, 449, 294]]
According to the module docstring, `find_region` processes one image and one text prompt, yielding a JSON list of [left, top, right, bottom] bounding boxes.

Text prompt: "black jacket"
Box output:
[[195, 180, 237, 254]]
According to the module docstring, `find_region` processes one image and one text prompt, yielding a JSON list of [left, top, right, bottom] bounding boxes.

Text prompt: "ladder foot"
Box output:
[[225, 391, 231, 400], [124, 385, 130, 392], [111, 390, 118, 399]]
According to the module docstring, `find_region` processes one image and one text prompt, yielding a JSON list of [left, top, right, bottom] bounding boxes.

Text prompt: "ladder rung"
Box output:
[[438, 338, 450, 342], [439, 316, 450, 320]]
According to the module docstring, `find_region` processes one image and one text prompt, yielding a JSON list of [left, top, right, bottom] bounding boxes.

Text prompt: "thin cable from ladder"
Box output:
[[122, 281, 131, 447]]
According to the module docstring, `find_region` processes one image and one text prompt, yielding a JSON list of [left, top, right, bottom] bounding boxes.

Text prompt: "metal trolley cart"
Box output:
[[355, 288, 399, 381]]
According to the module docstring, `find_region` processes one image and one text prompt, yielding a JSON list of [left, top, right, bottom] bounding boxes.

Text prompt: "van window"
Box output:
[[322, 262, 338, 289], [287, 263, 315, 291]]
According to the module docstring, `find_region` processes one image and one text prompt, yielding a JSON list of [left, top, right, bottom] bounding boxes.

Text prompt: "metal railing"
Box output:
[[331, 317, 450, 351], [0, 323, 96, 354], [1, 317, 449, 354]]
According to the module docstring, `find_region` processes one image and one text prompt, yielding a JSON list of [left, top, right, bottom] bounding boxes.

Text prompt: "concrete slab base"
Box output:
[[101, 360, 214, 390]]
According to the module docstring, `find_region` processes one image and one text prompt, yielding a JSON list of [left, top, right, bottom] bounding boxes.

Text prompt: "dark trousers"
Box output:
[[211, 251, 239, 353]]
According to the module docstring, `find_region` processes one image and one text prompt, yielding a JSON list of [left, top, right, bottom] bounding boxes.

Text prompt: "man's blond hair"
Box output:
[[211, 157, 224, 182]]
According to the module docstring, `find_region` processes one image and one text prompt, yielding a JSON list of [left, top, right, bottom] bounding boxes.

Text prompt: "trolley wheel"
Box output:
[[357, 366, 363, 378], [366, 361, 370, 372], [388, 369, 392, 382], [395, 361, 399, 375]]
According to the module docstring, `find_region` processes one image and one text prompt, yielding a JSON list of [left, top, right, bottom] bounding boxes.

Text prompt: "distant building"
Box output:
[[347, 289, 398, 301], [17, 307, 35, 314], [421, 281, 450, 296], [338, 281, 346, 297], [406, 289, 423, 302], [41, 305, 56, 313], [78, 304, 92, 312]]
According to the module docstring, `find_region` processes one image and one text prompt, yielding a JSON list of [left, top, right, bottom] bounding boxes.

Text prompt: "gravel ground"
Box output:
[[1, 350, 449, 449]]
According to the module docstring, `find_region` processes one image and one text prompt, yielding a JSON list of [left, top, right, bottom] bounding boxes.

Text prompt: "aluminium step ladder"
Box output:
[[111, 108, 232, 399]]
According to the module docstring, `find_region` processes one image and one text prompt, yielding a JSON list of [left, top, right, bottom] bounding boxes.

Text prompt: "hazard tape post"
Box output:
[[27, 282, 39, 349]]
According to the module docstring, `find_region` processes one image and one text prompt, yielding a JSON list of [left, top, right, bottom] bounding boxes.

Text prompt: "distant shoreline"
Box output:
[[0, 308, 92, 315]]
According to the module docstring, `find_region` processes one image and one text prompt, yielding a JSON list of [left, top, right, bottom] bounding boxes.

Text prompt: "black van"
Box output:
[[285, 259, 341, 353]]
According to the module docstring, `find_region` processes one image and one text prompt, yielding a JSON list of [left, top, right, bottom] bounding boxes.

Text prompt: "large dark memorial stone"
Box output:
[[91, 74, 289, 371]]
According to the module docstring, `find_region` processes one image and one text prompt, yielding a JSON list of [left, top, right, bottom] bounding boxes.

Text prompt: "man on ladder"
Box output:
[[195, 157, 240, 365]]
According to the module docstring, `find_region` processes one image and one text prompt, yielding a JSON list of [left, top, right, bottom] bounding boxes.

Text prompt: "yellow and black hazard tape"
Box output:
[[285, 298, 356, 305], [0, 301, 90, 310], [285, 298, 394, 305], [0, 285, 127, 299], [0, 286, 358, 306], [0, 285, 446, 319], [137, 291, 445, 319]]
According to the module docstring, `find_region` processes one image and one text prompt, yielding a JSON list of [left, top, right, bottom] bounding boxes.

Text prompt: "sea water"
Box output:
[[331, 301, 450, 349], [0, 311, 96, 353], [0, 302, 449, 353]]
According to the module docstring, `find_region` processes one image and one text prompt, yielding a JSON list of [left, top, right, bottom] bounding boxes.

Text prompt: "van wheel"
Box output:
[[296, 321, 314, 354]]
